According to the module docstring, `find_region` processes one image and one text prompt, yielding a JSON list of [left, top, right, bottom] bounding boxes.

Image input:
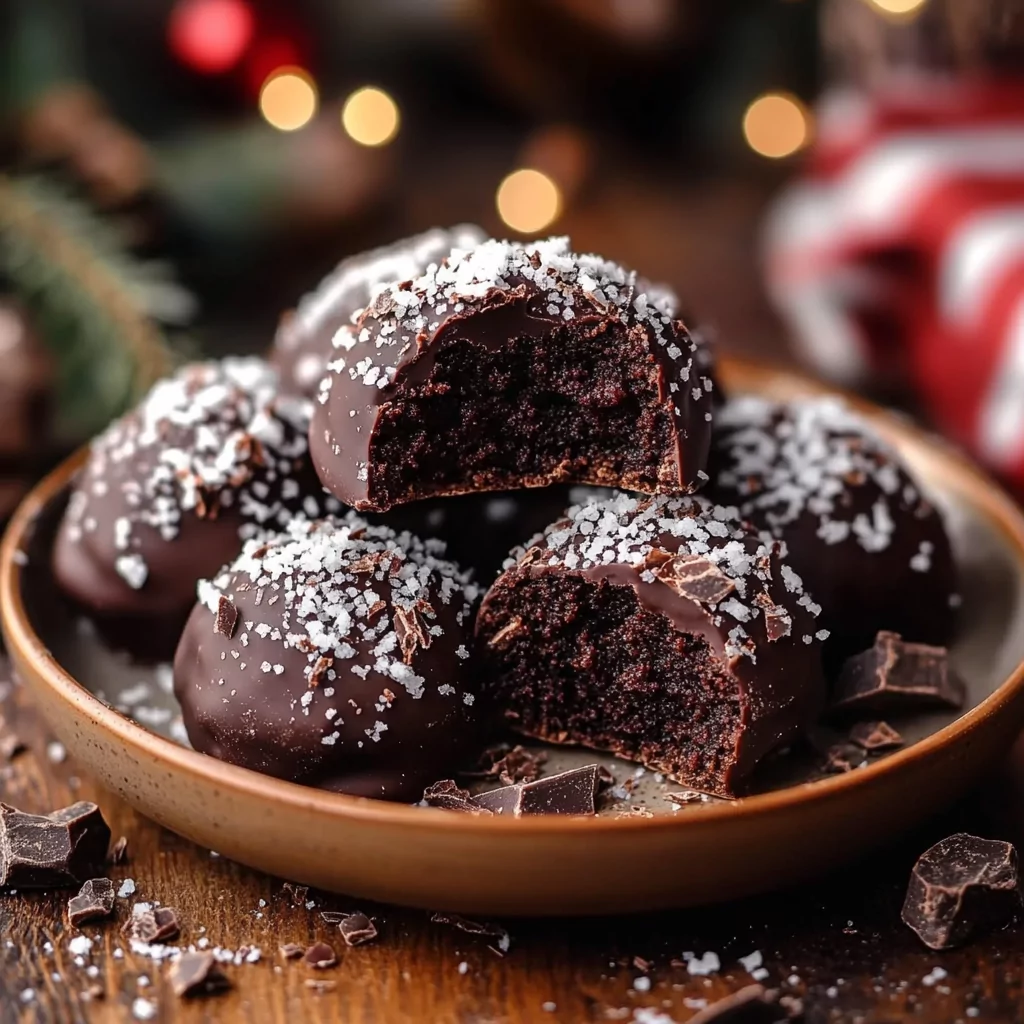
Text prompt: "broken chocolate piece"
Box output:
[[126, 907, 181, 943], [821, 744, 865, 774], [664, 790, 709, 806], [422, 780, 491, 815], [282, 882, 308, 906], [339, 912, 378, 947], [169, 951, 231, 998], [214, 596, 239, 638], [849, 720, 903, 752], [319, 911, 352, 924], [472, 765, 598, 817], [279, 943, 305, 960], [688, 985, 790, 1023], [902, 833, 1021, 949], [0, 801, 110, 889], [304, 942, 337, 968], [67, 878, 116, 927], [832, 632, 965, 714], [649, 552, 736, 605], [108, 836, 129, 865]]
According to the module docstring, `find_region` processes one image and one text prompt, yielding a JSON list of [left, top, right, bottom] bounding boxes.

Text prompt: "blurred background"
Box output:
[[1, 0, 1022, 514]]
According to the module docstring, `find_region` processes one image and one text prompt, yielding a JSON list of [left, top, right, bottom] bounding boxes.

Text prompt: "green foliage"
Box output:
[[0, 174, 192, 440]]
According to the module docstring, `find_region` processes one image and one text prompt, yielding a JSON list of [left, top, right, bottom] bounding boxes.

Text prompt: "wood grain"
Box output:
[[2, 654, 1024, 1024]]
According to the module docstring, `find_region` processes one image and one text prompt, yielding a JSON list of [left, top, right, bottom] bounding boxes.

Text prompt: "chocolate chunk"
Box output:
[[649, 551, 736, 605], [902, 833, 1020, 949], [832, 632, 965, 714], [430, 912, 510, 952], [126, 907, 180, 943], [821, 744, 865, 774], [214, 596, 238, 638], [0, 801, 110, 889], [279, 943, 305, 960], [472, 765, 598, 817], [107, 836, 129, 865], [423, 780, 492, 815], [169, 951, 231, 998], [688, 985, 790, 1023], [67, 878, 116, 927], [849, 720, 903, 751], [304, 942, 337, 968], [282, 881, 309, 906], [339, 912, 377, 947]]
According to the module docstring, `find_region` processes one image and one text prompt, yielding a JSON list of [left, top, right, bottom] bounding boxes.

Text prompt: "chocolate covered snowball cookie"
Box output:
[[173, 516, 482, 801], [708, 396, 957, 667], [272, 225, 486, 399], [52, 358, 337, 657], [476, 493, 827, 797], [310, 237, 714, 512]]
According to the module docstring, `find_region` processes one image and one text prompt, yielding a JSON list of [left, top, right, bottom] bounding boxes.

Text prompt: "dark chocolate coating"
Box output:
[[708, 396, 958, 670], [476, 493, 827, 796], [310, 237, 714, 512], [173, 517, 483, 802], [272, 225, 486, 399], [52, 358, 338, 659]]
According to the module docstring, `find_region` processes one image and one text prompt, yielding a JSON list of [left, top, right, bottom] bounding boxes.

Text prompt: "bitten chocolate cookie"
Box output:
[[173, 516, 482, 801], [708, 396, 957, 668], [272, 225, 486, 399], [310, 237, 714, 512], [52, 358, 337, 658], [475, 493, 827, 797]]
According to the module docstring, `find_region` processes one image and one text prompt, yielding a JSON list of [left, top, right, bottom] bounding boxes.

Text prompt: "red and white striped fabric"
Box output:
[[765, 78, 1024, 487]]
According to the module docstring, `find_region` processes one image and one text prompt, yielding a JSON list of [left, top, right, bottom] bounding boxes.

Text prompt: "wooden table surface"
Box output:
[[2, 654, 1024, 1024]]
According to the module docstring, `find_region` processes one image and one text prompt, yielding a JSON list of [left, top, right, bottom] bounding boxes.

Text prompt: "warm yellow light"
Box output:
[[259, 68, 317, 132], [496, 168, 562, 233], [743, 92, 811, 159], [341, 86, 400, 147], [866, 0, 928, 16]]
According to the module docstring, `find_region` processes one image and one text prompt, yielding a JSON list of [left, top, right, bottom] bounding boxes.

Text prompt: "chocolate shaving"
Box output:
[[902, 833, 1020, 949], [307, 656, 333, 688], [304, 979, 337, 993], [687, 985, 793, 1023], [647, 551, 735, 606], [462, 743, 547, 785], [108, 836, 129, 865], [0, 801, 110, 889], [393, 605, 433, 664], [849, 720, 903, 751], [762, 604, 793, 642], [304, 941, 337, 968], [319, 910, 353, 924], [487, 616, 525, 649], [67, 878, 116, 927], [169, 951, 231, 998], [213, 596, 238, 638], [423, 779, 492, 815], [832, 631, 965, 715], [125, 906, 181, 943], [279, 943, 305, 960], [339, 912, 378, 946]]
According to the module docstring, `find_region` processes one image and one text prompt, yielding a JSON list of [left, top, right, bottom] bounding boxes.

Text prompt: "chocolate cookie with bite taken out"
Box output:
[[476, 492, 827, 797], [173, 516, 482, 801], [310, 237, 715, 512]]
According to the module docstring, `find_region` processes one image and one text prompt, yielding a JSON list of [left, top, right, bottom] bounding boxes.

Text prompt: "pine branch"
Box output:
[[0, 174, 193, 440]]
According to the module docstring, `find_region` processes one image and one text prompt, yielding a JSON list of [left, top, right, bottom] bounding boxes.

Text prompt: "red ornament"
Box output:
[[168, 0, 254, 75]]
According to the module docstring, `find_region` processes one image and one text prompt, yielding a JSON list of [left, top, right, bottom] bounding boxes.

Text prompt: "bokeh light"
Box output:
[[866, 0, 928, 16], [168, 0, 254, 74], [496, 169, 562, 233], [259, 68, 317, 132], [743, 92, 811, 159], [341, 87, 401, 147]]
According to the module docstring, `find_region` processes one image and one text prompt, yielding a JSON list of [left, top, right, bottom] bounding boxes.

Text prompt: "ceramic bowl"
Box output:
[[4, 358, 1024, 915]]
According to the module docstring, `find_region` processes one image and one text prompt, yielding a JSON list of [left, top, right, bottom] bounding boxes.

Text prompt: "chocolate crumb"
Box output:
[[632, 955, 651, 972], [422, 779, 491, 814], [67, 878, 116, 927], [687, 984, 791, 1022], [279, 943, 305, 960], [108, 836, 129, 865], [849, 721, 903, 751], [902, 833, 1020, 949], [339, 912, 377, 947], [304, 979, 337, 993], [0, 801, 110, 888], [430, 912, 510, 952], [304, 942, 337, 969], [0, 732, 25, 761], [82, 984, 105, 1002], [126, 907, 180, 943], [822, 744, 865, 774], [214, 596, 238, 638], [169, 951, 231, 998], [665, 790, 707, 806]]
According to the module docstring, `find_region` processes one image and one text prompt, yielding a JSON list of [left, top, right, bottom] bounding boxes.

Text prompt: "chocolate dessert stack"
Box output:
[[51, 230, 958, 802]]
